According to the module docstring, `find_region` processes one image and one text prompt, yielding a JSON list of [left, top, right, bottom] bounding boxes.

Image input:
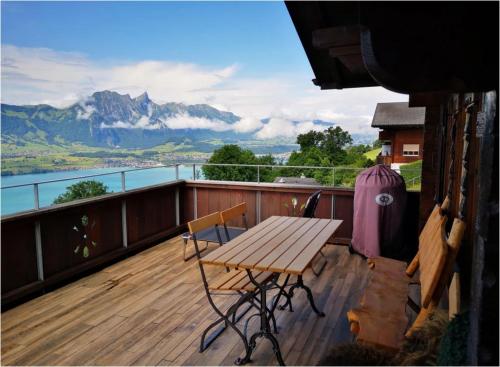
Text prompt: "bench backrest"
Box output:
[[406, 216, 466, 336], [418, 206, 448, 307], [405, 197, 453, 308], [188, 212, 222, 234], [220, 202, 247, 225]]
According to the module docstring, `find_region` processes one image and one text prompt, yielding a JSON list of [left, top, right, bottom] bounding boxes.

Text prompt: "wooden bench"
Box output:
[[347, 198, 466, 352]]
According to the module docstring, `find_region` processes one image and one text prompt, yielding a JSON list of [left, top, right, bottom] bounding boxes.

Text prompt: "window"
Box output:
[[403, 144, 419, 156]]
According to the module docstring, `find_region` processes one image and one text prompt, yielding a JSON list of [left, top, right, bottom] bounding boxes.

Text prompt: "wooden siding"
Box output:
[[1, 219, 39, 294], [185, 182, 355, 244], [40, 199, 123, 278], [1, 180, 419, 307], [379, 128, 424, 164], [1, 181, 185, 307]]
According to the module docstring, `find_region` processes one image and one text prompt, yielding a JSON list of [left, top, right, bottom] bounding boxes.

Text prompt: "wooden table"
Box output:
[[201, 216, 342, 274], [200, 216, 343, 365]]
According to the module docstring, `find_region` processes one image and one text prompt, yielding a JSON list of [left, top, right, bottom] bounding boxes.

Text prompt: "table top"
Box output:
[[200, 216, 343, 275]]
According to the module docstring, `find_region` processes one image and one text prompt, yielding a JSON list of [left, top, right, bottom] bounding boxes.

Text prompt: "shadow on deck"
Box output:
[[1, 237, 370, 366]]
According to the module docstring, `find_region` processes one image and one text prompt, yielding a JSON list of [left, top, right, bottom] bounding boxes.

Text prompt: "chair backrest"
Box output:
[[303, 190, 321, 218], [187, 212, 224, 291], [187, 212, 223, 259], [188, 211, 222, 234], [220, 202, 247, 227]]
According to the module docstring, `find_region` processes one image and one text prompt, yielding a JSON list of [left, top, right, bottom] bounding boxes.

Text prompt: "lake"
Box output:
[[0, 165, 201, 216]]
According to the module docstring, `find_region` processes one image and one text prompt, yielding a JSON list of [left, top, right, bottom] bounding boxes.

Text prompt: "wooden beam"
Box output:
[[312, 26, 360, 49], [328, 45, 361, 58]]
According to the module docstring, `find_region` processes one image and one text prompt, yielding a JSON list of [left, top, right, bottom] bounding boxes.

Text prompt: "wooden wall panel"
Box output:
[[1, 219, 38, 294], [233, 190, 257, 227], [41, 200, 123, 278], [195, 188, 257, 227], [260, 192, 311, 220], [2, 181, 184, 306], [379, 128, 425, 164], [187, 184, 357, 243], [334, 194, 354, 240], [180, 187, 194, 224], [315, 195, 332, 219], [126, 187, 176, 246]]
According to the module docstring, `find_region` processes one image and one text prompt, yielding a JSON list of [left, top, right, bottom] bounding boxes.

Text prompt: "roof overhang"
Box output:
[[286, 1, 499, 94]]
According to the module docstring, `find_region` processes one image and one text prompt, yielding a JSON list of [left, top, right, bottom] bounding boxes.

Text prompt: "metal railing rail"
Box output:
[[0, 163, 371, 190], [1, 162, 421, 214]]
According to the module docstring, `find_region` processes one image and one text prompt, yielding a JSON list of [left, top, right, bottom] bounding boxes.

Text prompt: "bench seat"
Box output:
[[347, 199, 466, 352]]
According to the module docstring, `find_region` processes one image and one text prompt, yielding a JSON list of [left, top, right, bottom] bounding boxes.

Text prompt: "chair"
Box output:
[[182, 203, 249, 261], [302, 191, 326, 276], [219, 202, 248, 242], [303, 190, 321, 218], [188, 212, 274, 353]]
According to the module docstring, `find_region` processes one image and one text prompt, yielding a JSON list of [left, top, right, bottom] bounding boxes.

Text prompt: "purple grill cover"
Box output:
[[351, 165, 407, 257]]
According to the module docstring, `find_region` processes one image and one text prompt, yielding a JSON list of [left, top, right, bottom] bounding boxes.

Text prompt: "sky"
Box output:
[[1, 1, 408, 139]]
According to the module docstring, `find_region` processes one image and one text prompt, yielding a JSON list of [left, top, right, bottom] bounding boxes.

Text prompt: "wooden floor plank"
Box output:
[[1, 236, 370, 366]]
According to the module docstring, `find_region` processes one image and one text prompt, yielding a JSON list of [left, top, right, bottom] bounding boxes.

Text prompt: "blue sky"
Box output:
[[2, 2, 309, 76], [1, 1, 407, 138]]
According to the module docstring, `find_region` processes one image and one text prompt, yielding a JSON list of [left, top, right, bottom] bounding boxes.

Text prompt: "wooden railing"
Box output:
[[1, 179, 419, 307], [1, 180, 184, 307]]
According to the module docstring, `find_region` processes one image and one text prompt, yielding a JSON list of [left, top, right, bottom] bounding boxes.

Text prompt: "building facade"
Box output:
[[372, 102, 425, 166]]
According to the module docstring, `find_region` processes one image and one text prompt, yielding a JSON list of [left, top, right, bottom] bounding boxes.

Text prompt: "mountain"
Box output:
[[1, 90, 372, 150], [1, 90, 248, 149]]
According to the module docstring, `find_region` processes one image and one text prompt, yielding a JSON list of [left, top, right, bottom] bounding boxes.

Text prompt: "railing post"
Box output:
[[332, 167, 336, 187], [193, 187, 198, 219], [192, 164, 196, 180], [175, 187, 180, 226], [33, 183, 40, 210], [121, 171, 126, 192], [120, 171, 128, 248], [175, 164, 179, 180], [256, 191, 261, 224], [257, 165, 260, 183], [35, 221, 44, 280], [331, 194, 336, 219]]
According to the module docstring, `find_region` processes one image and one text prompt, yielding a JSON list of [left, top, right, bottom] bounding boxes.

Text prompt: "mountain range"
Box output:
[[1, 90, 376, 150]]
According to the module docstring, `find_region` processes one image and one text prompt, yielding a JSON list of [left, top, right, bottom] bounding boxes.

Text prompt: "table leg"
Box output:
[[272, 274, 293, 313], [288, 275, 325, 317], [235, 271, 285, 366]]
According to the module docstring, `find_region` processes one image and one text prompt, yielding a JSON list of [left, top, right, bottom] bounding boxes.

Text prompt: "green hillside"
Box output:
[[364, 147, 381, 160]]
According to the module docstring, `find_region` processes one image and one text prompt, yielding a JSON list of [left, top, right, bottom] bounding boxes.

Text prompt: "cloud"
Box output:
[[1, 44, 409, 139], [160, 114, 233, 132], [255, 118, 328, 139], [232, 117, 263, 133], [76, 100, 96, 120]]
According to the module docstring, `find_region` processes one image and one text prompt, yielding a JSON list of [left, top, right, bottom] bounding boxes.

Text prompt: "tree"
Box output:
[[53, 180, 110, 204], [297, 130, 324, 151], [322, 126, 353, 165], [372, 139, 383, 149], [202, 145, 277, 182], [296, 126, 353, 165], [285, 126, 376, 186]]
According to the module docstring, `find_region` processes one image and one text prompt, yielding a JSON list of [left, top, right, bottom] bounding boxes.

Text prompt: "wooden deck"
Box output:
[[1, 236, 370, 366]]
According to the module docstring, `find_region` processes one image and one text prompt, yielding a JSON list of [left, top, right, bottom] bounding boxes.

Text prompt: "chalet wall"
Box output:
[[379, 128, 424, 164], [412, 91, 498, 365]]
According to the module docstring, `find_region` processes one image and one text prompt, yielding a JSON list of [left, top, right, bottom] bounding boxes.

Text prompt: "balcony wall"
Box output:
[[1, 179, 419, 308], [1, 180, 184, 307]]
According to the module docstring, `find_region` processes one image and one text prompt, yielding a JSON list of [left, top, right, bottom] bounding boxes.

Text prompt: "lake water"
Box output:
[[0, 165, 202, 216]]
